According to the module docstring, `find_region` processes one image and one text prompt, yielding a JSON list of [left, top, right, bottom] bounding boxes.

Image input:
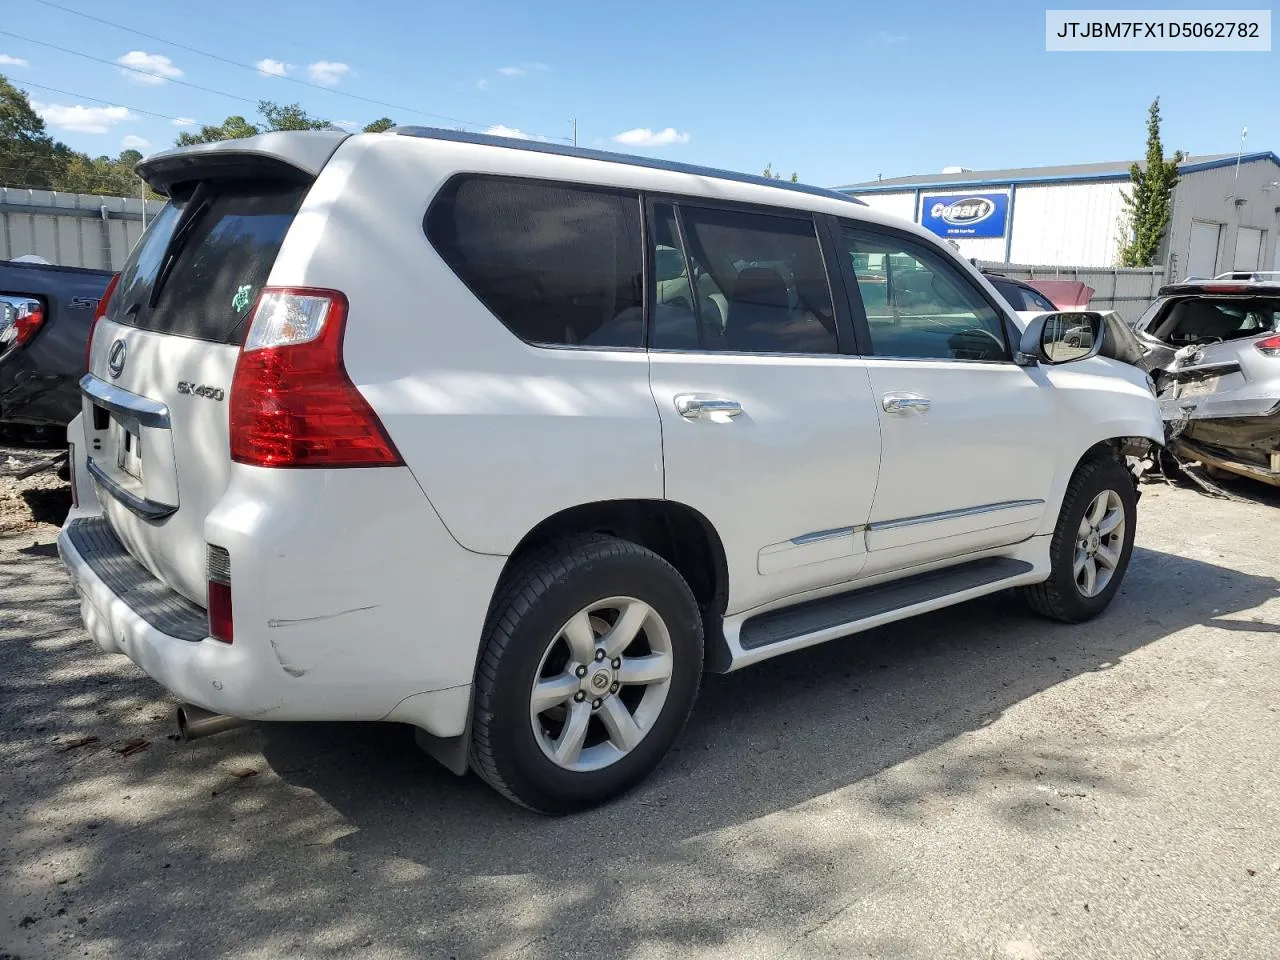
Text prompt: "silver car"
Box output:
[[1131, 278, 1280, 486]]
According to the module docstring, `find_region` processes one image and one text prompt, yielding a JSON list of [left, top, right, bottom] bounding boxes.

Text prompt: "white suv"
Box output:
[[57, 129, 1163, 813]]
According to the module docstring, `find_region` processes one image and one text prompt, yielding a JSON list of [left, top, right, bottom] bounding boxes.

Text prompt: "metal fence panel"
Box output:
[[1, 188, 166, 270], [977, 261, 1166, 323]]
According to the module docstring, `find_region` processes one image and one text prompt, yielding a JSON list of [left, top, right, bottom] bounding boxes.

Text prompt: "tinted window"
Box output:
[[115, 181, 308, 343], [987, 277, 1027, 310], [1023, 285, 1056, 312], [426, 176, 644, 348], [843, 228, 1009, 362], [652, 204, 837, 354]]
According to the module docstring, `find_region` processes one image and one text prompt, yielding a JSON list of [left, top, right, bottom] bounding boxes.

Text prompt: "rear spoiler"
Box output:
[[136, 130, 350, 197]]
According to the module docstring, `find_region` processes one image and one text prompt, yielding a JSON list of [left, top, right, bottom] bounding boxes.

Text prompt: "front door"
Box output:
[[834, 222, 1057, 575], [646, 200, 882, 616]]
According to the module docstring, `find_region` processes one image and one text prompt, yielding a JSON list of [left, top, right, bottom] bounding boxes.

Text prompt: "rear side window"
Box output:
[[426, 176, 645, 348], [651, 203, 837, 354], [112, 180, 308, 344]]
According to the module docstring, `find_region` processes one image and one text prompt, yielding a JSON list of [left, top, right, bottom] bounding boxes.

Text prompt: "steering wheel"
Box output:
[[949, 327, 1006, 360]]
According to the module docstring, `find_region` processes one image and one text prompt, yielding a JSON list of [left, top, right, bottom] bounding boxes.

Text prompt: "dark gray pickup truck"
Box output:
[[1, 259, 115, 442]]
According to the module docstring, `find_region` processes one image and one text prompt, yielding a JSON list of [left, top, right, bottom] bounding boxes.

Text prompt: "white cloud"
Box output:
[[307, 61, 349, 86], [116, 50, 183, 85], [873, 31, 907, 45], [0, 54, 29, 67], [121, 135, 152, 150], [255, 58, 291, 77], [34, 101, 134, 134], [483, 124, 548, 142], [612, 127, 690, 147], [496, 62, 549, 78], [477, 78, 490, 90], [172, 117, 196, 128]]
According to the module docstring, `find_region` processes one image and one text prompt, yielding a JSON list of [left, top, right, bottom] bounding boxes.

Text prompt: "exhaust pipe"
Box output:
[[176, 704, 248, 741]]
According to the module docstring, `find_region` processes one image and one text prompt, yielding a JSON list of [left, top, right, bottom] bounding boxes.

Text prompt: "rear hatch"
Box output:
[[82, 135, 345, 604], [1150, 293, 1280, 421]]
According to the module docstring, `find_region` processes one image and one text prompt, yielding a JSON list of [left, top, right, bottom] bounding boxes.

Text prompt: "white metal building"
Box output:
[[836, 152, 1280, 280]]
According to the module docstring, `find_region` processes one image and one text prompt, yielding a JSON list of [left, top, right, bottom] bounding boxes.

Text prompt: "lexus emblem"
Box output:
[[107, 339, 127, 379]]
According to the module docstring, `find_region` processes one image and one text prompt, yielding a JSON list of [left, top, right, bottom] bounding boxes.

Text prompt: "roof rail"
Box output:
[[385, 126, 866, 207], [1213, 270, 1280, 281]]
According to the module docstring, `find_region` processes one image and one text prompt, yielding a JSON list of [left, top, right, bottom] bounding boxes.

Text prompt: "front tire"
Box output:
[[1023, 455, 1137, 623], [469, 535, 703, 814]]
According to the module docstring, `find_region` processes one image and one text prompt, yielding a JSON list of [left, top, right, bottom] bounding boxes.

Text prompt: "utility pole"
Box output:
[[1231, 126, 1247, 200], [571, 118, 577, 147]]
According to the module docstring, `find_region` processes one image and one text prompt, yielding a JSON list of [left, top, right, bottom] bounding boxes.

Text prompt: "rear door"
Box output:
[[83, 174, 315, 604], [645, 199, 883, 616]]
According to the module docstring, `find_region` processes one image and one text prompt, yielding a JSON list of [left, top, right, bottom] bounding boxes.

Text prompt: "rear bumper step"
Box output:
[[64, 516, 206, 641]]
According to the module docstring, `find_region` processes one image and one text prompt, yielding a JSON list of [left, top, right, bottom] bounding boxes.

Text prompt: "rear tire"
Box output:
[[1022, 455, 1137, 623], [469, 535, 703, 815]]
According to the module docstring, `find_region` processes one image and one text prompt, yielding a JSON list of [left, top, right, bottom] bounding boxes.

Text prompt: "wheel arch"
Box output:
[[498, 498, 729, 618]]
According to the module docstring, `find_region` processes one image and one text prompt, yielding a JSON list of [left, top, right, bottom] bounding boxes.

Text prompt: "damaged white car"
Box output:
[[1132, 278, 1280, 487]]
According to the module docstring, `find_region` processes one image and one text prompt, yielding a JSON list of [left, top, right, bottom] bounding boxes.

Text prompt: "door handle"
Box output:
[[882, 392, 932, 414], [674, 395, 743, 420]]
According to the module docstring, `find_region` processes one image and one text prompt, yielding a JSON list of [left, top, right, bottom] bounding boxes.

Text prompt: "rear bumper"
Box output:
[[58, 517, 288, 719], [57, 469, 506, 738], [1171, 437, 1280, 487]]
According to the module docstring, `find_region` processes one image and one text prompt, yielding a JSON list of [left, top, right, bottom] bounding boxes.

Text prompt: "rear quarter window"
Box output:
[[424, 175, 645, 349]]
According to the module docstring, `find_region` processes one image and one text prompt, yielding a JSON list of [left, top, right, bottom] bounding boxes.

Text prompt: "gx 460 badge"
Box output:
[[177, 381, 226, 402]]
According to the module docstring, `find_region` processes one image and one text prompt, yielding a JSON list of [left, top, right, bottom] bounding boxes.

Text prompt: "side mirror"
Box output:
[[1017, 311, 1105, 366]]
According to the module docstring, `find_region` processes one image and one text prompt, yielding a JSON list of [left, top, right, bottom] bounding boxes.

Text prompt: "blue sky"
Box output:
[[2, 0, 1276, 188]]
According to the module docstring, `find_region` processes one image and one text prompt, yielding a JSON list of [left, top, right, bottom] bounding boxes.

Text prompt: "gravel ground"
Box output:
[[1, 466, 1278, 960]]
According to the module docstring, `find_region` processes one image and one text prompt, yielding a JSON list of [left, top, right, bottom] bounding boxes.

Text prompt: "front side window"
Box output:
[[651, 203, 838, 354], [842, 227, 1010, 362], [426, 176, 645, 348]]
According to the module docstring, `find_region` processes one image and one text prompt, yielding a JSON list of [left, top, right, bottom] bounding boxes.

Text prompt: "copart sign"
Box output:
[[919, 192, 1009, 239]]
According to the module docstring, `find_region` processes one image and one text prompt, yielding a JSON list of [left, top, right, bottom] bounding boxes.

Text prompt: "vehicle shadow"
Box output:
[[261, 544, 1277, 840], [5, 535, 1277, 959]]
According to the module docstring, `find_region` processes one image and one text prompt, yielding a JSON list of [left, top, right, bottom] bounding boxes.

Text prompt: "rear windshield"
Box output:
[[1148, 296, 1280, 345], [111, 180, 308, 344]]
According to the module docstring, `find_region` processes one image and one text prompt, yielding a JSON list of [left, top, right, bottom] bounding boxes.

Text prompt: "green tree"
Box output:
[[54, 149, 159, 197], [176, 114, 261, 146], [257, 100, 329, 132], [174, 101, 329, 146], [0, 74, 73, 189], [1119, 98, 1182, 267], [363, 117, 394, 133], [761, 162, 799, 183]]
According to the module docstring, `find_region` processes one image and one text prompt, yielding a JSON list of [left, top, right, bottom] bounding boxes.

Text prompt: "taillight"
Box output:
[[229, 288, 403, 468], [206, 545, 233, 644], [86, 273, 120, 371], [12, 303, 45, 345], [1256, 335, 1280, 357]]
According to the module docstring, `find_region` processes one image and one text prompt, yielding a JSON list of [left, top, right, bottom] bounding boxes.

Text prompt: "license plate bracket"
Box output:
[[1178, 376, 1219, 399], [112, 417, 143, 481]]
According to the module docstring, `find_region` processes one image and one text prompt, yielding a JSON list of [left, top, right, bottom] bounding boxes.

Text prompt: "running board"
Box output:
[[739, 557, 1035, 652]]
